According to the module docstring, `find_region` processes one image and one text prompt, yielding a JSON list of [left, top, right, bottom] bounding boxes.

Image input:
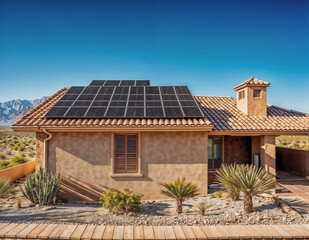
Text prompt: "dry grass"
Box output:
[[276, 135, 309, 151]]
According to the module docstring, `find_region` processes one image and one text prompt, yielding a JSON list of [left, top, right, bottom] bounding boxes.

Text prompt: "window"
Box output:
[[253, 90, 261, 98], [238, 90, 245, 100], [208, 137, 222, 170], [114, 134, 138, 173]]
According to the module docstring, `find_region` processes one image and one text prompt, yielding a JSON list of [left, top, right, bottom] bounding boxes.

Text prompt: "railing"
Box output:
[[0, 160, 36, 182], [276, 147, 309, 177]]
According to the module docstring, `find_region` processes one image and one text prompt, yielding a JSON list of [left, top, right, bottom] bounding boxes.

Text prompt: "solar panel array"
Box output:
[[45, 81, 204, 118]]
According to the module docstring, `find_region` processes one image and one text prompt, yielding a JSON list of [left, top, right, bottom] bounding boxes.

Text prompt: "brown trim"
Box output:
[[11, 126, 213, 132], [114, 133, 138, 173]]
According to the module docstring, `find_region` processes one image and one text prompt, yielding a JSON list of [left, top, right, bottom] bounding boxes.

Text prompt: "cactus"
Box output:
[[20, 167, 61, 205]]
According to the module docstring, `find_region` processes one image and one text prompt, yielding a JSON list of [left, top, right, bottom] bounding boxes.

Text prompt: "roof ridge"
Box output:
[[234, 77, 270, 91]]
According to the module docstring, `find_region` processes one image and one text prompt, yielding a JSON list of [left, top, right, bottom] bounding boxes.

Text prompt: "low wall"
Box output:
[[276, 147, 309, 177], [0, 160, 36, 182]]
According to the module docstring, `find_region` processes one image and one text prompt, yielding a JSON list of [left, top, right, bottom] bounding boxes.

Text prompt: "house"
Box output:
[[12, 78, 309, 201]]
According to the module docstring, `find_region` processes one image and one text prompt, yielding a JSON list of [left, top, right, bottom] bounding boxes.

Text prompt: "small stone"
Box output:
[[226, 218, 237, 223], [128, 212, 135, 217], [42, 206, 56, 211], [5, 204, 12, 208]]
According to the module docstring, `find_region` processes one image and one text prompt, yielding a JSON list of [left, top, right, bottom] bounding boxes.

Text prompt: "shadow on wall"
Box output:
[[58, 176, 108, 201]]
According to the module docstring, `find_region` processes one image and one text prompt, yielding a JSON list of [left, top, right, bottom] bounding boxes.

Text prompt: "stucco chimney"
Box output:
[[234, 77, 270, 117]]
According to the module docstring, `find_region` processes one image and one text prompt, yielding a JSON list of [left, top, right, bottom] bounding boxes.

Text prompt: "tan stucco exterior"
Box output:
[[236, 86, 267, 117], [46, 131, 208, 201], [260, 135, 276, 176]]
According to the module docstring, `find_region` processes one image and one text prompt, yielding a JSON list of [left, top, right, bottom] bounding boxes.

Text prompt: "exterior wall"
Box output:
[[36, 132, 47, 169], [47, 131, 208, 201], [236, 86, 267, 117], [224, 136, 251, 164], [260, 135, 276, 175]]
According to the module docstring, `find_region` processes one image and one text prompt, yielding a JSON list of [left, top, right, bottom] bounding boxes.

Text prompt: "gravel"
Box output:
[[1, 193, 309, 226]]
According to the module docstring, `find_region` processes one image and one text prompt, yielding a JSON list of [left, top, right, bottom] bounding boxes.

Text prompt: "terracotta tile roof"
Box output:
[[12, 87, 309, 132], [196, 96, 309, 132], [234, 77, 270, 91], [12, 88, 211, 128]]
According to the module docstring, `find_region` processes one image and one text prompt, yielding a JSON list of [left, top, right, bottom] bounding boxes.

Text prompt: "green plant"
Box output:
[[0, 154, 6, 160], [230, 164, 275, 214], [0, 178, 16, 198], [214, 191, 223, 199], [194, 202, 212, 216], [215, 164, 240, 201], [28, 151, 35, 157], [160, 177, 199, 214], [11, 155, 28, 165], [5, 150, 12, 155], [210, 194, 215, 198], [12, 143, 21, 150], [100, 188, 143, 214], [0, 160, 10, 170], [20, 167, 61, 205], [17, 146, 25, 152]]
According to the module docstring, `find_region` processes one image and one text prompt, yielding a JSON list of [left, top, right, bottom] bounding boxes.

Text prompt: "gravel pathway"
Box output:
[[1, 194, 309, 226]]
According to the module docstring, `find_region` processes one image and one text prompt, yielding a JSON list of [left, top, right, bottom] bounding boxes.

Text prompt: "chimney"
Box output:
[[234, 77, 270, 117]]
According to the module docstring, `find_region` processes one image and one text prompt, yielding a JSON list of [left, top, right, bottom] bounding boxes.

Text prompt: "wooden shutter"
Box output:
[[115, 134, 138, 173]]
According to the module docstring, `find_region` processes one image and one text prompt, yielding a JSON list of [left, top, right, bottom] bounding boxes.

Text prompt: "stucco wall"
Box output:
[[47, 131, 208, 201], [36, 132, 46, 169], [260, 135, 276, 175], [224, 136, 251, 164]]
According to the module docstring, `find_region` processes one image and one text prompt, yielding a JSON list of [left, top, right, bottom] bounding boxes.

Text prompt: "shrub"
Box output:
[[214, 191, 223, 199], [5, 150, 12, 155], [229, 164, 275, 214], [11, 156, 28, 165], [0, 178, 16, 198], [20, 167, 61, 205], [17, 146, 25, 152], [0, 154, 6, 160], [100, 188, 143, 214], [12, 143, 21, 150], [194, 202, 212, 216], [27, 146, 34, 151], [28, 151, 35, 157], [0, 161, 10, 170], [216, 164, 240, 201], [160, 177, 199, 214]]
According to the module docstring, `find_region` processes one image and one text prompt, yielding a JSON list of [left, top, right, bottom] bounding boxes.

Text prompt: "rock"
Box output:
[[263, 216, 276, 220], [209, 206, 220, 211], [5, 204, 12, 208], [128, 212, 135, 217], [226, 218, 237, 223], [42, 206, 56, 211]]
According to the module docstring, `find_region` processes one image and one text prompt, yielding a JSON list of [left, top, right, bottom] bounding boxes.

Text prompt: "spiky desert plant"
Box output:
[[195, 202, 212, 216], [215, 164, 240, 201], [160, 177, 199, 214], [0, 178, 16, 198], [20, 167, 61, 205], [230, 164, 275, 214]]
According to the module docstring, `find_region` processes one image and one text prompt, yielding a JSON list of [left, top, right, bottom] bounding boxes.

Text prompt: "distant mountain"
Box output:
[[0, 97, 49, 126]]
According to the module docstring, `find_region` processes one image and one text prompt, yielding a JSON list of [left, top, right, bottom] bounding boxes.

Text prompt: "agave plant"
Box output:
[[0, 178, 16, 198], [160, 177, 199, 214], [230, 164, 275, 214], [20, 167, 61, 205], [215, 163, 240, 201]]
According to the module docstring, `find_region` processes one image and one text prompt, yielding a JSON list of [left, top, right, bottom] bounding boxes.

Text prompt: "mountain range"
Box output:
[[0, 97, 48, 126]]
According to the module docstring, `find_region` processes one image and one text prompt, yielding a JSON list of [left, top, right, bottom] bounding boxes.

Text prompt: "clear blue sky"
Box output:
[[0, 0, 308, 113]]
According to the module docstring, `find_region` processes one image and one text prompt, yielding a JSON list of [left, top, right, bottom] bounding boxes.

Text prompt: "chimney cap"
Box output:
[[234, 77, 270, 91]]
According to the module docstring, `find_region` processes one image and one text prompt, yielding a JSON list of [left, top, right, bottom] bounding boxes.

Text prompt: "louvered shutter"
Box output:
[[115, 134, 138, 173]]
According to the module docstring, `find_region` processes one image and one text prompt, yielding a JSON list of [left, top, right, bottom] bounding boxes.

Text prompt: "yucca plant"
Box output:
[[230, 164, 275, 214], [20, 167, 61, 205], [215, 163, 240, 201], [195, 202, 212, 216], [160, 177, 199, 214], [0, 178, 16, 198]]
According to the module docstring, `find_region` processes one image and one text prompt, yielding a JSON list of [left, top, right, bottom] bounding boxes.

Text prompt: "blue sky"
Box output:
[[0, 0, 308, 113]]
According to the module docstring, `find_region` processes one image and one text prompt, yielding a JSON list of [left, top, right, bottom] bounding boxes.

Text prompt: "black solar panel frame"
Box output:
[[45, 84, 204, 119]]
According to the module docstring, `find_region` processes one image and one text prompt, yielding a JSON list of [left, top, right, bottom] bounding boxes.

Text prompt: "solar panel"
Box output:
[[89, 80, 150, 86], [45, 83, 204, 119]]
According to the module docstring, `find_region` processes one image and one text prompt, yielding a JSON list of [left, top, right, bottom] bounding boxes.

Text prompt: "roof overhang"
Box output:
[[11, 125, 214, 133], [209, 130, 309, 136]]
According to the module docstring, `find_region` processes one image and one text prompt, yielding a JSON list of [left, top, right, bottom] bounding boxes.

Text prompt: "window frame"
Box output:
[[114, 133, 139, 173], [253, 89, 261, 98], [208, 136, 224, 171]]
